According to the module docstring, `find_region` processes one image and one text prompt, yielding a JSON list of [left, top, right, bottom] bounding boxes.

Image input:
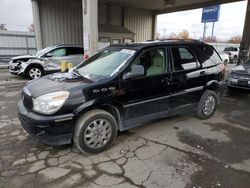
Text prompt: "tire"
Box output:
[[197, 90, 218, 120], [232, 56, 238, 64], [26, 66, 43, 80], [73, 109, 118, 154]]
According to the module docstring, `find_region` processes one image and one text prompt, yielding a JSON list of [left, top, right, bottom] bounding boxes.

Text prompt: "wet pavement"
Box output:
[[0, 67, 250, 188]]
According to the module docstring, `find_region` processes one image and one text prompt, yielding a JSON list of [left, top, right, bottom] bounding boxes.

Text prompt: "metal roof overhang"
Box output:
[[99, 0, 244, 14]]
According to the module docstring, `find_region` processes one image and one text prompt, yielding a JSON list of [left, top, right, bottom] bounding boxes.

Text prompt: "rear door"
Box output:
[[119, 47, 171, 128], [170, 45, 207, 112]]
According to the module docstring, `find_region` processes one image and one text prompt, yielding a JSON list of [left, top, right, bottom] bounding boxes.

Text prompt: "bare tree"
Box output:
[[28, 24, 35, 32], [205, 36, 218, 43], [178, 30, 190, 39], [0, 24, 7, 31], [227, 36, 241, 44], [168, 32, 179, 39]]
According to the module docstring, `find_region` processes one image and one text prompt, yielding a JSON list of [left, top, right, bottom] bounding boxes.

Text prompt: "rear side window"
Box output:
[[67, 47, 84, 55], [195, 44, 222, 67], [210, 49, 222, 63], [171, 47, 199, 71]]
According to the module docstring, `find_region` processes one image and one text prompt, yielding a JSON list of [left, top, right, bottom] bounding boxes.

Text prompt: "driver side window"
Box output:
[[131, 48, 166, 76], [48, 48, 66, 57]]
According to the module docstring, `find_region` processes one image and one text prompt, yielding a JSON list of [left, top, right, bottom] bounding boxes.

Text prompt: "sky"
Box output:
[[157, 1, 247, 41], [0, 0, 33, 31], [0, 0, 247, 41]]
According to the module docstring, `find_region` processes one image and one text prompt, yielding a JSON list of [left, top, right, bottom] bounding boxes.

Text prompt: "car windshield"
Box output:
[[244, 59, 250, 66], [36, 47, 55, 57], [75, 49, 135, 80]]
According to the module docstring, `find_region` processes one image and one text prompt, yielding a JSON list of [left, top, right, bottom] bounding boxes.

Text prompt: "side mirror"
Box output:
[[45, 53, 53, 58], [123, 65, 145, 80]]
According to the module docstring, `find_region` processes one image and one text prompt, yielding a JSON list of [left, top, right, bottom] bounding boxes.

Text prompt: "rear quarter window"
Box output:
[[195, 44, 222, 67], [67, 47, 84, 55]]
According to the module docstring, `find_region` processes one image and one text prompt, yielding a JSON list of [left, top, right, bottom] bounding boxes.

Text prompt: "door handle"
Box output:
[[161, 78, 171, 85], [200, 71, 206, 75]]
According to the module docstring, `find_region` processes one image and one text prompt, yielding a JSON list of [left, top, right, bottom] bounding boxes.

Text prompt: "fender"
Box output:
[[19, 59, 45, 74], [205, 80, 222, 104], [206, 80, 219, 88], [73, 98, 125, 131]]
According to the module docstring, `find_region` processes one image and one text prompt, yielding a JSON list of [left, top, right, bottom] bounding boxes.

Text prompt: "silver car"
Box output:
[[227, 59, 250, 90], [8, 44, 84, 79]]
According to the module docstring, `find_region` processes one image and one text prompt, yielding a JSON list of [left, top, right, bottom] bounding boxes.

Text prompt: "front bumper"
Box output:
[[227, 76, 250, 90], [18, 100, 76, 145]]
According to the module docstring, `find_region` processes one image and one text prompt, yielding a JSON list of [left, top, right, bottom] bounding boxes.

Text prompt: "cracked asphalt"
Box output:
[[0, 65, 250, 188]]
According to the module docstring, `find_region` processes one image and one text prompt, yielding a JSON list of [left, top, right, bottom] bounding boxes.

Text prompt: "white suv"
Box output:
[[223, 47, 239, 63], [9, 44, 84, 79]]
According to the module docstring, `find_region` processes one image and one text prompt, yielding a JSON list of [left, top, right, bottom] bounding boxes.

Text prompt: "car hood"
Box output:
[[231, 65, 250, 74], [11, 55, 36, 60], [24, 72, 93, 98]]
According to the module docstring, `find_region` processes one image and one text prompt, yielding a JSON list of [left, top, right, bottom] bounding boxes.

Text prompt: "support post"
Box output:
[[31, 0, 43, 50], [82, 0, 98, 56], [203, 22, 207, 42], [239, 0, 250, 64], [211, 22, 215, 41], [152, 11, 158, 40]]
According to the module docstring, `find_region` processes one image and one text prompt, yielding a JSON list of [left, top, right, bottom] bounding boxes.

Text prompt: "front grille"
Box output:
[[22, 92, 33, 110]]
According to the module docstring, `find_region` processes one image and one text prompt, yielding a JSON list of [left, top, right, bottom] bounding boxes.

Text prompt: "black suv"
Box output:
[[18, 40, 226, 154]]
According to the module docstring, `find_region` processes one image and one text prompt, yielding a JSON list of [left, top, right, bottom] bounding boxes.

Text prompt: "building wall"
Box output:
[[98, 4, 154, 42], [98, 5, 122, 25], [35, 0, 154, 49], [38, 0, 83, 48], [124, 8, 153, 42], [0, 31, 36, 61]]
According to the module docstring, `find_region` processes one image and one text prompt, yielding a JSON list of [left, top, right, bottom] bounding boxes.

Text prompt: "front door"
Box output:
[[45, 47, 68, 71], [119, 47, 171, 129]]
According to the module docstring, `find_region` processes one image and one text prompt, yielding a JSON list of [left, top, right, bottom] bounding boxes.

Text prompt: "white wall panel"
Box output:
[[38, 0, 83, 48], [124, 8, 153, 42]]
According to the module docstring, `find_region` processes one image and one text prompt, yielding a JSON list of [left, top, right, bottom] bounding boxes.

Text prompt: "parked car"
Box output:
[[223, 47, 239, 63], [219, 52, 230, 66], [18, 40, 226, 154], [8, 44, 84, 79], [227, 59, 250, 90]]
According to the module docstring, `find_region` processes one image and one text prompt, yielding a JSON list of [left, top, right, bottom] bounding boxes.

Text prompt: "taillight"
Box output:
[[84, 54, 89, 60], [218, 63, 226, 76]]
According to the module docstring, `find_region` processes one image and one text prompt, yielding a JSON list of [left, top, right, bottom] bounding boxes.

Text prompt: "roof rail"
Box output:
[[146, 39, 202, 43]]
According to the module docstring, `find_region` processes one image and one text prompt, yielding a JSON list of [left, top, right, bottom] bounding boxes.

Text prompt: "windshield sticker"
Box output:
[[120, 49, 135, 55]]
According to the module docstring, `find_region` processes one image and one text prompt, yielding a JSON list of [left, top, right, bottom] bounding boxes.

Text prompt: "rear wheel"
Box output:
[[26, 66, 43, 79], [73, 109, 118, 154], [197, 90, 218, 119]]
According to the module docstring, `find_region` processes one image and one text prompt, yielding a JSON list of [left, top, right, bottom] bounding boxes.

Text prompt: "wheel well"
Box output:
[[77, 104, 124, 131], [99, 105, 123, 130], [26, 64, 44, 73], [206, 83, 220, 104]]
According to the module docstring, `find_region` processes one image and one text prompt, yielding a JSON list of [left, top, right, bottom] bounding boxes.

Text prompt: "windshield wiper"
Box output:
[[70, 69, 82, 77]]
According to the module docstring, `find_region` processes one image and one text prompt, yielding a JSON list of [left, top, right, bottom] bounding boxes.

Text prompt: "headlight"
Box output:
[[32, 91, 69, 114]]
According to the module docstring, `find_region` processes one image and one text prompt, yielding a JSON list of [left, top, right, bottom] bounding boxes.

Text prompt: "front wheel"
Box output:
[[26, 66, 43, 80], [73, 109, 118, 154], [197, 90, 218, 120]]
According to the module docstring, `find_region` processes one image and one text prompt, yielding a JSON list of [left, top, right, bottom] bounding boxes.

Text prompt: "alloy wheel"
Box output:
[[203, 95, 216, 116], [84, 119, 112, 149]]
